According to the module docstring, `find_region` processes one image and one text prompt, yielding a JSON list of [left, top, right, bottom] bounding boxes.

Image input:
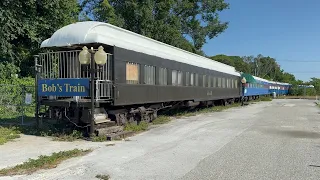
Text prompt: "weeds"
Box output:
[[92, 135, 107, 142], [0, 126, 21, 145], [2, 123, 84, 142], [0, 148, 92, 176], [152, 116, 171, 125], [96, 174, 110, 180], [52, 130, 83, 142], [124, 121, 148, 132], [106, 143, 115, 146], [260, 96, 272, 101]]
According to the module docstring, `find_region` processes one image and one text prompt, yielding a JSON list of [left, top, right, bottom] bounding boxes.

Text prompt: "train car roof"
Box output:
[[253, 75, 291, 85], [40, 21, 240, 76]]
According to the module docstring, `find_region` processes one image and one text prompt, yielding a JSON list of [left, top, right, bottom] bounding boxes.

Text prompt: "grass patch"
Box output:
[[259, 96, 272, 101], [52, 130, 83, 142], [92, 135, 107, 142], [106, 143, 115, 146], [124, 121, 148, 132], [0, 126, 21, 145], [0, 148, 92, 176], [277, 95, 318, 100], [0, 122, 85, 142], [152, 116, 171, 125], [168, 102, 242, 118], [96, 174, 110, 180]]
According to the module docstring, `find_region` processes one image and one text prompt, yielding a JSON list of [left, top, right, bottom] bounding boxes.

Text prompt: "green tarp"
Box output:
[[241, 73, 256, 83]]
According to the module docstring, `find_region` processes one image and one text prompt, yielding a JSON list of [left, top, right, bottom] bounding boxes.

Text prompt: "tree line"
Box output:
[[1, 0, 319, 95]]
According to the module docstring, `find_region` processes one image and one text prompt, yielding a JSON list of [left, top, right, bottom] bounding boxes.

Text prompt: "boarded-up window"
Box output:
[[159, 67, 167, 85], [203, 75, 206, 87], [235, 80, 238, 88], [208, 76, 211, 87], [126, 62, 139, 84], [144, 65, 155, 85]]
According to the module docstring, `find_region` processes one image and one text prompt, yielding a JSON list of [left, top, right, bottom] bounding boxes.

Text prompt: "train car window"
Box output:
[[190, 73, 194, 86], [231, 79, 234, 89], [212, 77, 216, 88], [235, 80, 238, 88], [126, 62, 140, 84], [144, 65, 156, 85], [178, 71, 183, 86], [195, 73, 199, 86], [172, 70, 178, 86], [159, 67, 167, 85], [208, 76, 211, 87], [216, 77, 219, 87], [218, 77, 221, 88], [203, 75, 206, 87], [186, 72, 190, 86], [222, 78, 226, 88]]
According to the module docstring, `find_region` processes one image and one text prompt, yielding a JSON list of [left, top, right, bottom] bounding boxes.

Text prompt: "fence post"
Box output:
[[20, 85, 25, 125], [34, 55, 41, 128]]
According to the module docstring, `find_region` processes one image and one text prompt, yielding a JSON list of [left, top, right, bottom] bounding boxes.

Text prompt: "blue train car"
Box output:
[[243, 75, 271, 97], [268, 81, 291, 96], [241, 73, 291, 99]]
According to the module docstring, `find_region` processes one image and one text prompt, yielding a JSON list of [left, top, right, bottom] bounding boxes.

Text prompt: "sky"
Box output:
[[202, 0, 320, 82]]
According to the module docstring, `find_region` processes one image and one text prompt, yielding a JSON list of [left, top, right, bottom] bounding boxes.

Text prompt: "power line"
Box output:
[[286, 72, 320, 74], [276, 60, 320, 62]]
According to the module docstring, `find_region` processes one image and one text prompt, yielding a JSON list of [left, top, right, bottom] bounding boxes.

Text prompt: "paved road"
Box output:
[[2, 99, 320, 180]]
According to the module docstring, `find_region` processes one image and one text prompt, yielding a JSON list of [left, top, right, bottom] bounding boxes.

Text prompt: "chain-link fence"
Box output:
[[0, 84, 36, 125]]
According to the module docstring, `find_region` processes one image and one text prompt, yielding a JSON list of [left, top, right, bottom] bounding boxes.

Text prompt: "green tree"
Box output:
[[308, 78, 320, 95], [81, 0, 229, 54], [175, 0, 230, 51], [209, 54, 251, 73], [0, 0, 80, 77]]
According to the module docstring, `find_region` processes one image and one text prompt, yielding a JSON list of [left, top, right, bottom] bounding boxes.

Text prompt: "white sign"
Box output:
[[25, 93, 32, 105]]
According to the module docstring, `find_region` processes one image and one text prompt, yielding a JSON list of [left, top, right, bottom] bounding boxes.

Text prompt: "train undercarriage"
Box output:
[[37, 95, 262, 138]]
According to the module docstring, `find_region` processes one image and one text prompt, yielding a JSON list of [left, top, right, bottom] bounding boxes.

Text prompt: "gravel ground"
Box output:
[[1, 99, 320, 180]]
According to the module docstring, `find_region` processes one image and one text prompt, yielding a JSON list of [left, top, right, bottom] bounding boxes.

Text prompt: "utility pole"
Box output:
[[254, 59, 258, 76], [304, 85, 306, 99]]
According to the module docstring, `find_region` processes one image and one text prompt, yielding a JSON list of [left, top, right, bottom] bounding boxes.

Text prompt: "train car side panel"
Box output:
[[113, 47, 241, 106]]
